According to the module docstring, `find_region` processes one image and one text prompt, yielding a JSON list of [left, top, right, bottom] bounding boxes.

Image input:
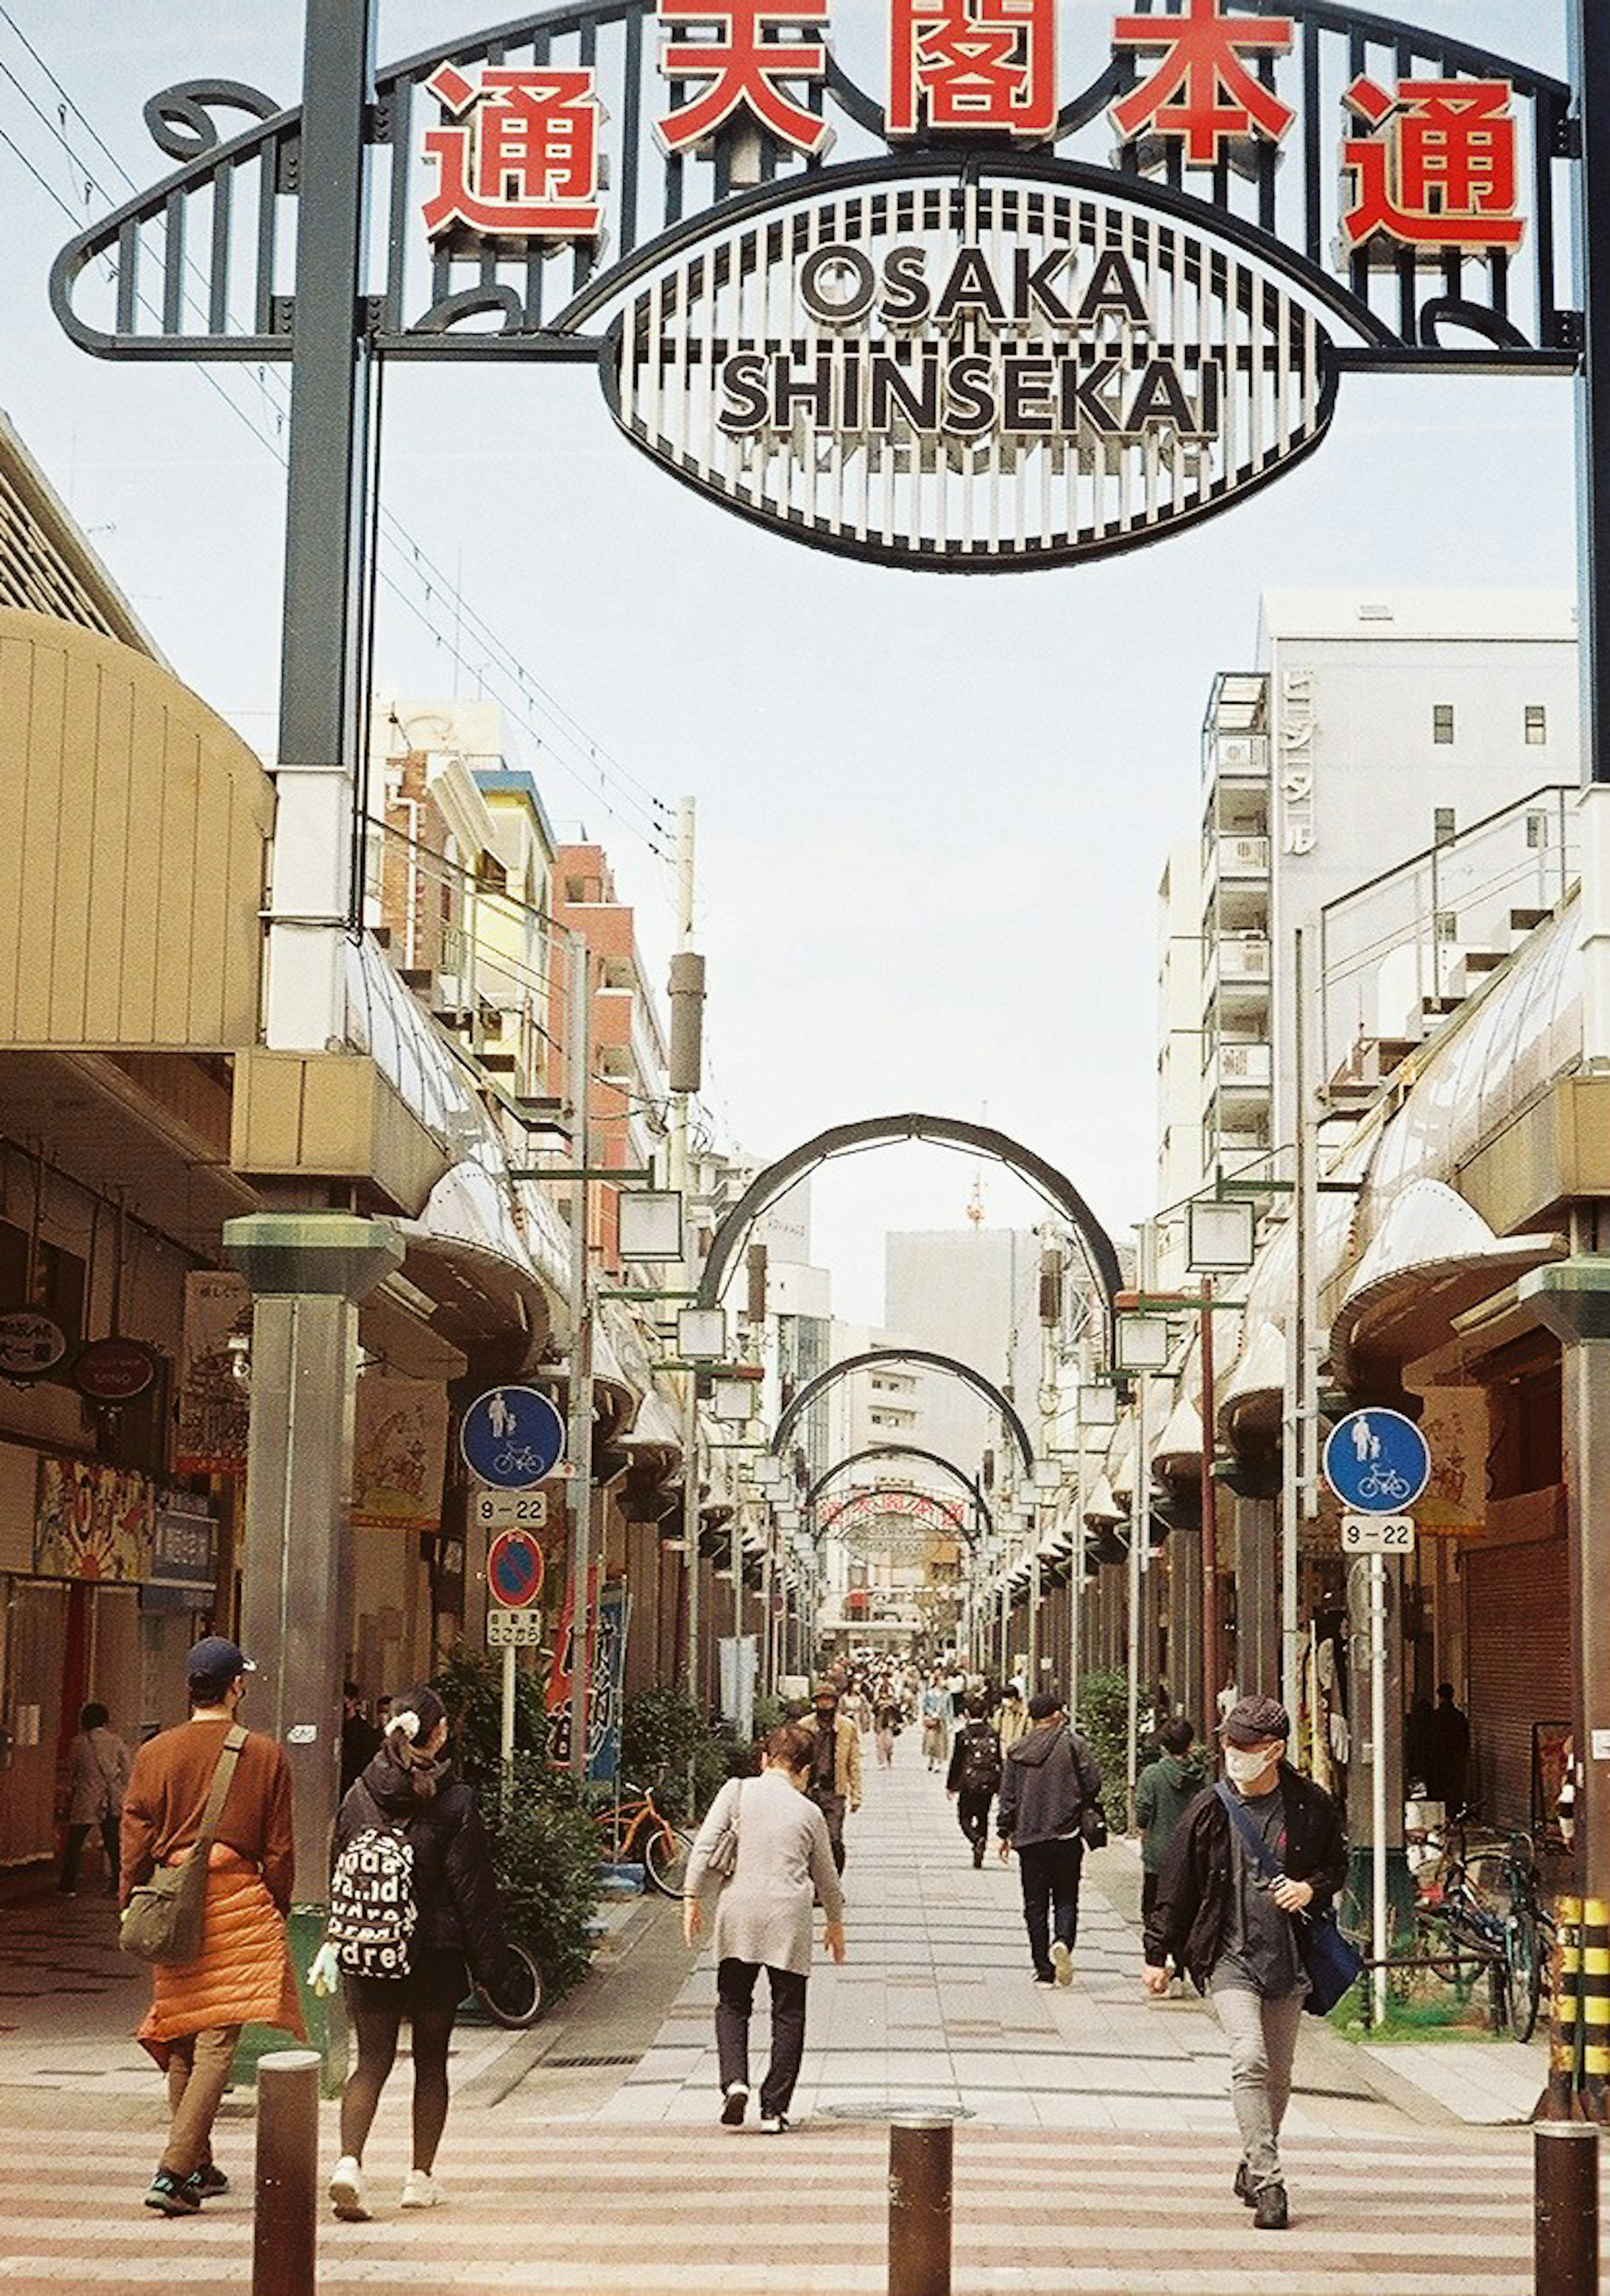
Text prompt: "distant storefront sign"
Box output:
[[72, 1336, 157, 1404], [0, 1311, 68, 1381], [143, 1493, 219, 1614], [175, 1271, 251, 1475]]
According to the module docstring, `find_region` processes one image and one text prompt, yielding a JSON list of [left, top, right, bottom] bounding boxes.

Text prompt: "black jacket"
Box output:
[[946, 1719, 1002, 1796], [1142, 1763, 1348, 1990], [335, 1746, 506, 1979], [995, 1720, 1102, 1847]]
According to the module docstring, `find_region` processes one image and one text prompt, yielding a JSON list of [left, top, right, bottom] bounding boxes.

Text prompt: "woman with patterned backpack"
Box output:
[[314, 1685, 509, 2222]]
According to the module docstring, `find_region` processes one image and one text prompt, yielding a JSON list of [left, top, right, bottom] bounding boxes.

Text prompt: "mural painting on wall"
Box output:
[[175, 1271, 252, 1475], [351, 1373, 449, 1533], [35, 1456, 155, 1581]]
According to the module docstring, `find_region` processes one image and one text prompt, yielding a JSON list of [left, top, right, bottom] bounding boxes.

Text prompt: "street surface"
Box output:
[[0, 1733, 1587, 2294]]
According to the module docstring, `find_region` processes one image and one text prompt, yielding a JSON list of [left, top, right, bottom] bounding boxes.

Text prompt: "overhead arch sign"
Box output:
[[50, 0, 1574, 579]]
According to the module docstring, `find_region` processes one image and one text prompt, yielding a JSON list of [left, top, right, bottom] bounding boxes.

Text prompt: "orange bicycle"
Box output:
[[595, 1780, 695, 1897]]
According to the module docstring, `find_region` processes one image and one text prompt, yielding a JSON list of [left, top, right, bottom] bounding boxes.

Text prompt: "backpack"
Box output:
[[960, 1724, 1002, 1794], [328, 1786, 417, 1979]]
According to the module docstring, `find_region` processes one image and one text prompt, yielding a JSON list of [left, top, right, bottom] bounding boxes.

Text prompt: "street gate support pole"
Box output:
[[888, 2116, 952, 2296], [253, 2049, 321, 2296], [1534, 2124, 1599, 2296]]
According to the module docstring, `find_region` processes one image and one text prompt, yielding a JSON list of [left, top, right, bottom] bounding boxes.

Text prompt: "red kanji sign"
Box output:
[[422, 62, 603, 239], [1111, 0, 1294, 166], [888, 0, 1057, 140], [1343, 77, 1526, 255], [657, 0, 831, 158]]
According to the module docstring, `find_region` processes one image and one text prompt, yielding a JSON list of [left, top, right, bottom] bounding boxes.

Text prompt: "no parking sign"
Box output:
[[486, 1528, 545, 1610]]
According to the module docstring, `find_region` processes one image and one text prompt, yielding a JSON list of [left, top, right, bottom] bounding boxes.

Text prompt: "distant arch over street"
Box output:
[[694, 1113, 1122, 1324], [774, 1347, 1034, 1471], [804, 1445, 993, 1533]]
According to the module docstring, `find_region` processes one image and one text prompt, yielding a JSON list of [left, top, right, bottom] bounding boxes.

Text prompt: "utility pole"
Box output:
[[564, 928, 595, 1785], [667, 800, 705, 1718]]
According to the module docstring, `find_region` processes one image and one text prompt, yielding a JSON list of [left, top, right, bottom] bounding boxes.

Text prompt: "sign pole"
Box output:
[[1370, 1552, 1389, 2028], [500, 1641, 517, 1816]]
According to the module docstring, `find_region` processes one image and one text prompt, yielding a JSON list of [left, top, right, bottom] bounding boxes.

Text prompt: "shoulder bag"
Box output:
[[1214, 1780, 1362, 2014], [704, 1779, 744, 1881], [120, 1725, 247, 1966]]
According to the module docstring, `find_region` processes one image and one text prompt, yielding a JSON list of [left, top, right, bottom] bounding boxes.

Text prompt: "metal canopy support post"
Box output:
[[565, 931, 595, 1787], [265, 0, 375, 1052]]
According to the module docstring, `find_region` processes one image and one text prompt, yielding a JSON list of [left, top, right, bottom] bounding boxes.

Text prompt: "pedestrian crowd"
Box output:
[[79, 1630, 1353, 2246]]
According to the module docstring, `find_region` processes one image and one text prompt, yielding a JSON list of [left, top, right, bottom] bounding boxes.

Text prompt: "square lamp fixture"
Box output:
[[618, 1189, 685, 1262], [1078, 1380, 1119, 1427], [1187, 1195, 1257, 1274], [713, 1378, 753, 1423], [1033, 1459, 1062, 1494], [677, 1305, 727, 1359], [1116, 1313, 1172, 1374]]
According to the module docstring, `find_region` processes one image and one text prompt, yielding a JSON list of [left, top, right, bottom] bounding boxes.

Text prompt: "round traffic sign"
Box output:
[[460, 1385, 566, 1489], [486, 1529, 545, 1609], [1322, 1409, 1431, 1515]]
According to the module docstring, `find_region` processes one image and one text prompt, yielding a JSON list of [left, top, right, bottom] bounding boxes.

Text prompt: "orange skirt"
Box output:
[[138, 1848, 306, 2065]]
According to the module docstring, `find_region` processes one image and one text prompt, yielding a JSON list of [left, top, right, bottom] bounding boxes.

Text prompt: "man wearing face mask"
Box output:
[[805, 1681, 862, 1876], [1140, 1695, 1347, 2233]]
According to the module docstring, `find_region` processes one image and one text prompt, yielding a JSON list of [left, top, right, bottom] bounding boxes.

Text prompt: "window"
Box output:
[[1525, 705, 1548, 746], [1433, 807, 1456, 846], [1433, 705, 1455, 745]]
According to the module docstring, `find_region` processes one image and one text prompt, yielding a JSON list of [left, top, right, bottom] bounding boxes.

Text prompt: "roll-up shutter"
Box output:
[[1466, 1532, 1571, 1826]]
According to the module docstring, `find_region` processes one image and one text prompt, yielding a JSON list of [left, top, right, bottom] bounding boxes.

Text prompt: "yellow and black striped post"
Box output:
[[1547, 1897, 1583, 2122], [1582, 1900, 1610, 2125]]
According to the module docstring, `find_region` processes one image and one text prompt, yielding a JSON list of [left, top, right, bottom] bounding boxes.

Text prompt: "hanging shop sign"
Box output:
[[49, 3, 1575, 577], [35, 1456, 155, 1583], [0, 1310, 68, 1381], [72, 1336, 158, 1405]]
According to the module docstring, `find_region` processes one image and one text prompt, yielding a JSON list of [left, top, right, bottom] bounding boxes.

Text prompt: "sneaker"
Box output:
[[143, 2171, 200, 2218], [1031, 1971, 1056, 1985], [1253, 2183, 1289, 2231], [720, 2082, 749, 2127], [757, 2113, 792, 2134], [194, 2164, 229, 2198], [1051, 1941, 1073, 1987], [400, 2170, 445, 2209], [1233, 2162, 1256, 2208], [330, 2157, 370, 2222]]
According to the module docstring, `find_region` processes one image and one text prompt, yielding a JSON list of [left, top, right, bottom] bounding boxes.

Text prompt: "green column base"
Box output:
[[231, 1909, 346, 2099], [1343, 1845, 1417, 1943]]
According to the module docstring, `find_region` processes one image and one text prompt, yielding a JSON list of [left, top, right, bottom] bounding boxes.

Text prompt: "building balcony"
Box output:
[[1202, 730, 1270, 790], [1208, 1040, 1273, 1098]]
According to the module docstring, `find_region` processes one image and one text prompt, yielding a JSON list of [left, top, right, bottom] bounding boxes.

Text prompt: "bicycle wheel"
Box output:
[[1506, 1909, 1542, 2043], [475, 1943, 544, 2030], [642, 1821, 696, 1897]]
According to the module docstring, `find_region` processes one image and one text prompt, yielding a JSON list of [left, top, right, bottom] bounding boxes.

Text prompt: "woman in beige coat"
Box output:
[[683, 1722, 846, 2132], [59, 1701, 131, 1896]]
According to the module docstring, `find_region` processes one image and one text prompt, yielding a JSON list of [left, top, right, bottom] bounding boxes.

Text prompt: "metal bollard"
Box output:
[[888, 2115, 953, 2296], [1535, 2123, 1600, 2296], [253, 2048, 322, 2296]]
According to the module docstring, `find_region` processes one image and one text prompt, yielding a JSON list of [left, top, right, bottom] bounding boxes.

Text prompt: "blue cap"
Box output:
[[186, 1635, 256, 1686]]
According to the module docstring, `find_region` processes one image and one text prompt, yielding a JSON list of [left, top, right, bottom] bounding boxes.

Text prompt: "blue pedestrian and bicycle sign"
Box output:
[[1322, 1409, 1431, 1514], [460, 1385, 565, 1490]]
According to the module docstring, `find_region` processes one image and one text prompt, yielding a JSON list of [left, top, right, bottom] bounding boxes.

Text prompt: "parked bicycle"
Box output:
[[594, 1780, 695, 1897], [1409, 1814, 1555, 2038]]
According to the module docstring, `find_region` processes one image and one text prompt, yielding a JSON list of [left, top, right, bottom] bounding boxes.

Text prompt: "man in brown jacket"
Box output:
[[121, 1635, 303, 2217]]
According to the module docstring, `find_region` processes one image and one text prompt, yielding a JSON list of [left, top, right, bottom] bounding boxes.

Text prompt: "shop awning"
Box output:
[[1217, 1318, 1288, 1447], [1152, 1388, 1207, 1479]]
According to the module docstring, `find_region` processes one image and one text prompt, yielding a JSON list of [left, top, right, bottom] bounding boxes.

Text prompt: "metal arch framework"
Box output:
[[804, 1445, 993, 1533], [774, 1347, 1035, 1472], [697, 1113, 1122, 1322]]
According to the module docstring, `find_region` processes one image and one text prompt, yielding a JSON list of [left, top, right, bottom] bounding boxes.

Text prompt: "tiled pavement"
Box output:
[[0, 1733, 1596, 2293]]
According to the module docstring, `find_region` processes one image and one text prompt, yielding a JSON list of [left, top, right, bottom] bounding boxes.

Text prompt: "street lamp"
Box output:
[[1187, 1195, 1256, 1275], [1078, 1380, 1119, 1427], [677, 1305, 727, 1359], [1115, 1312, 1172, 1373], [618, 1189, 685, 1261], [712, 1377, 754, 1422], [1185, 1191, 1256, 1748]]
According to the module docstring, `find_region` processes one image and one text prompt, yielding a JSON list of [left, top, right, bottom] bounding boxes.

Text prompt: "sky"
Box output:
[[0, 0, 1582, 1324]]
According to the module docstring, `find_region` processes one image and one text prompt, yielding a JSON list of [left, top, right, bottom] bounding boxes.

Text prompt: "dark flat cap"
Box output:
[[1218, 1694, 1290, 1747]]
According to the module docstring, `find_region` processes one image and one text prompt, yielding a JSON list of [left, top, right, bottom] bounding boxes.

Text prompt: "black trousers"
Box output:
[[716, 1959, 808, 2118], [1016, 1836, 1084, 1979], [810, 1789, 847, 1874], [60, 1818, 119, 1893], [956, 1788, 993, 1849], [1141, 1870, 1161, 1924]]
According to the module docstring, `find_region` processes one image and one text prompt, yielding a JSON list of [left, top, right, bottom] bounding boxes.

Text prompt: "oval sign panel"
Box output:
[[605, 176, 1338, 573]]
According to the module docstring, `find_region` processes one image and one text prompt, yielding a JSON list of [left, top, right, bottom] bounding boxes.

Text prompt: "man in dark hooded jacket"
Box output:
[[995, 1690, 1103, 1985]]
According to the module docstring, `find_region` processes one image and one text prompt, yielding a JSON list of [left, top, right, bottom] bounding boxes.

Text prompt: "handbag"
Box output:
[[1215, 1782, 1363, 2015], [704, 1780, 743, 1881], [1079, 1801, 1109, 1851], [119, 1725, 246, 1966]]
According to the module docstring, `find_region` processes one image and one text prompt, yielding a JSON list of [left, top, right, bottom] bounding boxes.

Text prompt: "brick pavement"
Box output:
[[0, 1730, 1595, 2293]]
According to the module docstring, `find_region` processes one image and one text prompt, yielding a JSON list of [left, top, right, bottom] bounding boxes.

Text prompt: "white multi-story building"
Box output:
[[884, 1228, 1044, 1491], [1179, 590, 1579, 1210]]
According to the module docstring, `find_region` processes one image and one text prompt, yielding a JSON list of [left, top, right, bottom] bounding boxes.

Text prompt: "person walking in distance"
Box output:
[[804, 1680, 862, 1875], [322, 1686, 512, 2222], [1135, 1715, 1202, 1929], [993, 1682, 1029, 1755], [60, 1700, 132, 1896], [1142, 1695, 1348, 2232], [683, 1721, 847, 2133], [119, 1637, 303, 2217], [946, 1695, 1003, 1868], [996, 1690, 1103, 1987], [872, 1691, 902, 1770]]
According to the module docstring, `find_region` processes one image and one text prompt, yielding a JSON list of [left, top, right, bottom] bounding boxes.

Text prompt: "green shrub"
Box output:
[[434, 1648, 600, 2004], [621, 1684, 728, 1824], [1078, 1668, 1135, 1832]]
